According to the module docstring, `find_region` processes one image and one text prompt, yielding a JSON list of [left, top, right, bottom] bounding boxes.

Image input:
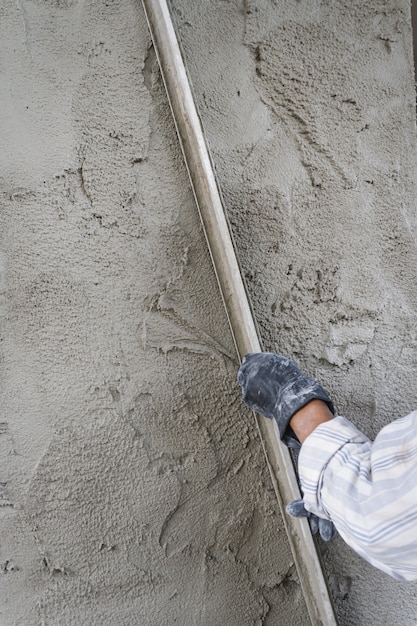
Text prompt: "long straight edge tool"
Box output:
[[141, 1, 338, 623]]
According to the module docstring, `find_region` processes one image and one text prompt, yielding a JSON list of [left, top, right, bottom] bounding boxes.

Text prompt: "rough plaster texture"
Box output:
[[1, 0, 306, 624], [172, 0, 417, 623], [2, 0, 417, 625]]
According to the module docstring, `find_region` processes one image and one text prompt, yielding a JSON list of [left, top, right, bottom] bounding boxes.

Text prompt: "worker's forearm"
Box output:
[[297, 411, 417, 581]]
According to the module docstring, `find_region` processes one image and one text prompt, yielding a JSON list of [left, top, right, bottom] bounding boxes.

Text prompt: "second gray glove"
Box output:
[[286, 499, 337, 541]]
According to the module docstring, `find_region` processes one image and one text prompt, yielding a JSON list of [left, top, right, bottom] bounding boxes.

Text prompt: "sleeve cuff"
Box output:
[[298, 416, 370, 518]]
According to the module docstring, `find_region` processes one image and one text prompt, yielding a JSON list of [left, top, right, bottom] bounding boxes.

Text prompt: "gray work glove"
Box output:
[[237, 352, 334, 446], [286, 499, 337, 541]]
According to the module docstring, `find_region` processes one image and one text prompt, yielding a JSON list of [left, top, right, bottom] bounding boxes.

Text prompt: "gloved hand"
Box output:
[[237, 352, 334, 445], [286, 499, 337, 541]]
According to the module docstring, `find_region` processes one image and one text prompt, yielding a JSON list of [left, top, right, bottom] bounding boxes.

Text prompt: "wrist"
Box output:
[[289, 399, 334, 444]]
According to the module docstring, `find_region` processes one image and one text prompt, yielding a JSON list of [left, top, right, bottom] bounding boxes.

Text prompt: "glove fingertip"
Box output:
[[286, 499, 309, 518], [318, 519, 337, 542]]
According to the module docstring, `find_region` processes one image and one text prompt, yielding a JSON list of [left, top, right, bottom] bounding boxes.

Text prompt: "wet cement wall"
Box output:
[[1, 0, 417, 624], [171, 0, 417, 623]]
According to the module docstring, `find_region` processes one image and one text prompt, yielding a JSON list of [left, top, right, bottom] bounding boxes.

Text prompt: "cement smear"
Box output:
[[172, 0, 417, 623]]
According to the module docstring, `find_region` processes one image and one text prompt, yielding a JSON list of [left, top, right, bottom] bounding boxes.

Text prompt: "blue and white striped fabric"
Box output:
[[299, 412, 417, 581]]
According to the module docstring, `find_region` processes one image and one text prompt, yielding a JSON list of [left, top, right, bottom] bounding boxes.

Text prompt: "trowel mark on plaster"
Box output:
[[249, 24, 362, 188], [142, 310, 235, 361], [324, 319, 376, 367], [160, 473, 253, 561], [78, 162, 94, 207], [73, 45, 153, 219], [157, 465, 237, 560], [96, 385, 227, 563], [139, 234, 236, 362], [258, 88, 355, 189], [269, 257, 380, 367], [24, 414, 182, 582], [272, 261, 341, 326], [158, 482, 187, 558], [142, 285, 236, 361], [48, 167, 149, 240], [118, 377, 259, 566], [142, 42, 157, 94]]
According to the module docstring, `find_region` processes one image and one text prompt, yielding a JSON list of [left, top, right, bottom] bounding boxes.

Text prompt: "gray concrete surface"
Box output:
[[172, 0, 417, 623], [1, 0, 417, 624], [0, 0, 304, 624]]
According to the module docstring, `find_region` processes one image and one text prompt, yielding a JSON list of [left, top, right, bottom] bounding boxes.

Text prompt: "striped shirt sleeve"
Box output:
[[298, 412, 417, 581]]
